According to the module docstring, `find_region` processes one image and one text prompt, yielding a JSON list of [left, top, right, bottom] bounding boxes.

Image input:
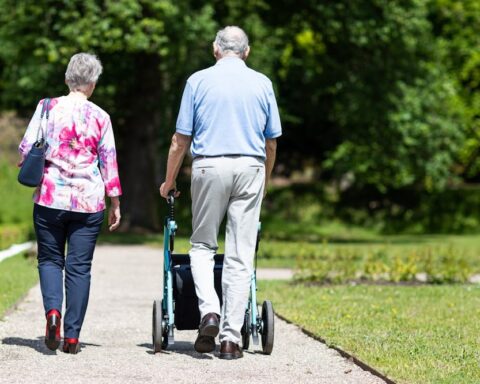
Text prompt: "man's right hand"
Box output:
[[159, 182, 180, 199]]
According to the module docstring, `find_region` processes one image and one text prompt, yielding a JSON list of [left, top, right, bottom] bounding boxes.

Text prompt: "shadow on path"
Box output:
[[137, 342, 215, 360], [2, 336, 57, 355], [2, 336, 101, 355]]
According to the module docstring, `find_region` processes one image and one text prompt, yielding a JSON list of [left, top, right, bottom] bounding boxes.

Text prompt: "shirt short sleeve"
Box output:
[[264, 84, 282, 139], [176, 82, 194, 136]]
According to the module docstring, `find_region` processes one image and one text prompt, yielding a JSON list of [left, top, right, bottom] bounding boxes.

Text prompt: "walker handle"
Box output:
[[167, 190, 176, 220]]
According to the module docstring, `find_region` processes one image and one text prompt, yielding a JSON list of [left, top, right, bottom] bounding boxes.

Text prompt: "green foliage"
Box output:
[[263, 183, 480, 236], [259, 281, 480, 384], [0, 161, 35, 226], [0, 0, 216, 109], [0, 224, 32, 250], [271, 1, 465, 190], [0, 161, 36, 249], [338, 184, 480, 234], [0, 253, 38, 318], [295, 244, 476, 284], [0, 0, 477, 229], [0, 0, 219, 229], [428, 0, 480, 180]]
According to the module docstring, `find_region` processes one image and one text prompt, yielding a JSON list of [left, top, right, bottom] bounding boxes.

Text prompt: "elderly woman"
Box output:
[[18, 53, 122, 354]]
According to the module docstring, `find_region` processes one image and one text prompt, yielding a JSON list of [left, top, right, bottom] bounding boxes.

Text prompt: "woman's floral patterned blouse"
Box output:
[[19, 96, 122, 213]]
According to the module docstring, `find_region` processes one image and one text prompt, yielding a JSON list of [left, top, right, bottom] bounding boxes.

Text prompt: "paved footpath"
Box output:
[[0, 245, 385, 384]]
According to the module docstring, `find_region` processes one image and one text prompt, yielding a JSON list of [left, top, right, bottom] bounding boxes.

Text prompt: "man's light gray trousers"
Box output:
[[189, 155, 265, 344]]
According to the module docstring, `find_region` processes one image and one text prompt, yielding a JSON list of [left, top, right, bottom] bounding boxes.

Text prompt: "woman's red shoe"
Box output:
[[63, 338, 80, 354], [45, 309, 61, 351]]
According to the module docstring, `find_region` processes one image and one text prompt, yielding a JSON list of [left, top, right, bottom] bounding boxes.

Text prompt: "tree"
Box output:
[[265, 0, 465, 191], [0, 0, 217, 229], [428, 0, 480, 182]]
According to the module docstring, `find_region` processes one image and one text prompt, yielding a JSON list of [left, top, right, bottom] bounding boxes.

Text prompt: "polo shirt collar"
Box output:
[[216, 57, 246, 66]]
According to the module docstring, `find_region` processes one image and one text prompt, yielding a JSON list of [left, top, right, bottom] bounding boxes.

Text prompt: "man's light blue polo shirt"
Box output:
[[176, 57, 282, 159]]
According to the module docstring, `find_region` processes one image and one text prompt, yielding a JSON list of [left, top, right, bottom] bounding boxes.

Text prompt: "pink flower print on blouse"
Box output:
[[98, 118, 122, 198], [83, 135, 99, 156], [71, 195, 79, 210], [105, 177, 122, 197], [38, 176, 55, 206], [59, 123, 82, 158]]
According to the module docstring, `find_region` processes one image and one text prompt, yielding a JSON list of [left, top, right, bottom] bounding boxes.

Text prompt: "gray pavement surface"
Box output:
[[0, 245, 385, 384]]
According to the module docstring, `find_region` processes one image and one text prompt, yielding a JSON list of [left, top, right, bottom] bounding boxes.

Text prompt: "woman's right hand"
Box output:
[[108, 197, 121, 231]]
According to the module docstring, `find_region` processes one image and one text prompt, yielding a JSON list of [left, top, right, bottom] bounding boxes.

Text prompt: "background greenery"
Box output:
[[0, 162, 35, 249], [0, 253, 38, 318], [0, 0, 478, 231]]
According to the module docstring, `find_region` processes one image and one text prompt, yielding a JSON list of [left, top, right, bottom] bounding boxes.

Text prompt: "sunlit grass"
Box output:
[[259, 281, 480, 384], [0, 161, 34, 226], [0, 253, 38, 318]]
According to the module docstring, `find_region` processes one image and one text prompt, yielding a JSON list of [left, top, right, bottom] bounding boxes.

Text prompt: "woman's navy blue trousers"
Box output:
[[33, 204, 104, 339]]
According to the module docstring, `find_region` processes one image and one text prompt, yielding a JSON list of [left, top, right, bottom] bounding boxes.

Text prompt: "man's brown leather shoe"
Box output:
[[194, 313, 220, 353], [219, 341, 243, 360]]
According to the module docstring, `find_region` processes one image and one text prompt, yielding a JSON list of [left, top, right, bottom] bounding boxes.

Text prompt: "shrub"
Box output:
[[295, 243, 476, 284], [0, 224, 32, 250]]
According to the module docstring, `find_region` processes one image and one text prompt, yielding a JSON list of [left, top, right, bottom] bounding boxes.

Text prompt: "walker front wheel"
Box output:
[[152, 300, 164, 353], [261, 300, 274, 355]]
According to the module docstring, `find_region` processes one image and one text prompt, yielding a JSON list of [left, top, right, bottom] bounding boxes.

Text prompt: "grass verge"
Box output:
[[0, 161, 35, 250], [0, 253, 38, 319], [0, 161, 33, 226], [258, 280, 480, 384]]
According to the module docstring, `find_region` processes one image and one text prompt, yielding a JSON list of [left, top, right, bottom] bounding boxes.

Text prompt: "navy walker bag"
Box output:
[[18, 98, 51, 187]]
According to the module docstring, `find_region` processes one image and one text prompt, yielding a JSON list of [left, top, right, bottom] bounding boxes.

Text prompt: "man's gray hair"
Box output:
[[65, 53, 103, 91], [214, 26, 249, 56]]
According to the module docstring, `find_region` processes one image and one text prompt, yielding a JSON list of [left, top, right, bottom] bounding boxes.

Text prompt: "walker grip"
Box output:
[[167, 190, 176, 220]]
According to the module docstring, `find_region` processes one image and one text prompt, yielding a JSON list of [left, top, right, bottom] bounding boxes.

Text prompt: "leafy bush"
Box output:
[[0, 161, 33, 226], [295, 244, 477, 284], [0, 224, 32, 250], [339, 185, 480, 234], [0, 160, 35, 249], [262, 183, 480, 237]]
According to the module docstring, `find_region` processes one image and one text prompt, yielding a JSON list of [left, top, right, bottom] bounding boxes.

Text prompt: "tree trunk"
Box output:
[[116, 54, 163, 231]]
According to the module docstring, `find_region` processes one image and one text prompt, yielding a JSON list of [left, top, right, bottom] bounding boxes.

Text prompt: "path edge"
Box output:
[[274, 312, 397, 384]]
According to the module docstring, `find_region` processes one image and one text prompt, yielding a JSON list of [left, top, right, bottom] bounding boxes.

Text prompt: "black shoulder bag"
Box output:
[[18, 98, 51, 187]]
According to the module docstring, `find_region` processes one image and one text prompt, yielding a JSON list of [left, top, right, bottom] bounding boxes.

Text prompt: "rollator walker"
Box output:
[[152, 192, 274, 354]]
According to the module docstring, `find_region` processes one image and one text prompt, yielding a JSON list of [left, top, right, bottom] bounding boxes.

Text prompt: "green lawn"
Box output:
[[0, 161, 35, 250], [0, 161, 33, 226], [258, 281, 480, 384], [0, 253, 38, 318]]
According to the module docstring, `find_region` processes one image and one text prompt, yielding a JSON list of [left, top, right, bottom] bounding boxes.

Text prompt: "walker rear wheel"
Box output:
[[261, 300, 274, 355]]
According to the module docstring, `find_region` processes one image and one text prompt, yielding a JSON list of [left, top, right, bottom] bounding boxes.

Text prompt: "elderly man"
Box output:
[[160, 26, 281, 359]]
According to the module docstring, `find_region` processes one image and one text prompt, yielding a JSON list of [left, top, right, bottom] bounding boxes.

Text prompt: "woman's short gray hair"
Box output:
[[65, 53, 103, 91], [214, 26, 249, 56]]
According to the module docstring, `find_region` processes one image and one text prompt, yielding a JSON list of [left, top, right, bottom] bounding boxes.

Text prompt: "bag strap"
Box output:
[[35, 98, 51, 143]]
